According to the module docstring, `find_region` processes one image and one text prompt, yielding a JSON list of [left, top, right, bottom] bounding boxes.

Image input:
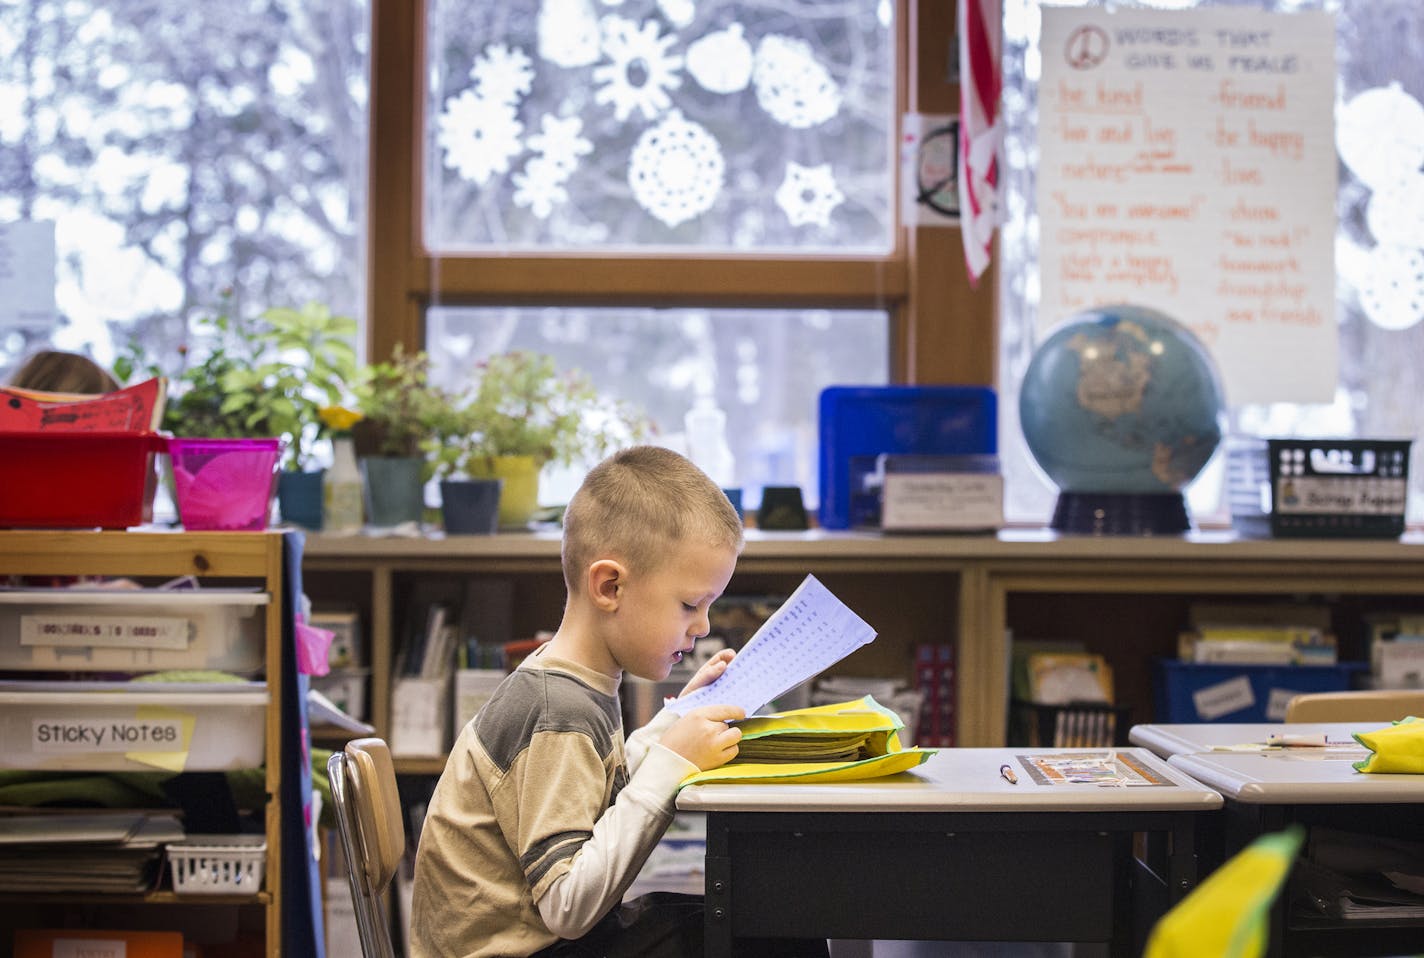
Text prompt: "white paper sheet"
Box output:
[[668, 574, 876, 717]]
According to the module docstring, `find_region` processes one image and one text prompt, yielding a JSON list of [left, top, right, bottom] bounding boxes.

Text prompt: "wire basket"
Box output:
[[167, 834, 267, 896]]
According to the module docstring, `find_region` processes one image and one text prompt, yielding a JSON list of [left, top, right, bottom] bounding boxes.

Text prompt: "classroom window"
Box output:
[[998, 0, 1424, 525], [417, 0, 902, 505], [427, 305, 891, 510], [0, 0, 371, 377], [422, 0, 896, 253]]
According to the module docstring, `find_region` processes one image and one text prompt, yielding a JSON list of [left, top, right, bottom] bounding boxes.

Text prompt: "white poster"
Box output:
[[0, 220, 57, 330], [1037, 8, 1337, 404]]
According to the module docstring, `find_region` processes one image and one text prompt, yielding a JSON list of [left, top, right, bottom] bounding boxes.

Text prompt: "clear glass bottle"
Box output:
[[324, 436, 364, 533]]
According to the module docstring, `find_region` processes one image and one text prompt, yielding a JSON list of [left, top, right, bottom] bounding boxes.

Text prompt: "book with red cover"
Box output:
[[0, 377, 166, 432], [13, 928, 184, 958]]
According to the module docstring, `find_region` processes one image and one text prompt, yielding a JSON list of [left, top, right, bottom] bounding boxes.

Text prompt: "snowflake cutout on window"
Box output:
[[513, 156, 571, 219], [1338, 83, 1424, 193], [774, 162, 844, 228], [471, 43, 536, 106], [594, 16, 684, 123], [438, 90, 524, 185], [753, 34, 842, 129], [628, 109, 724, 228], [657, 0, 695, 29], [687, 23, 753, 95], [528, 114, 593, 175], [1367, 172, 1424, 249], [537, 0, 601, 68], [1359, 243, 1424, 332]]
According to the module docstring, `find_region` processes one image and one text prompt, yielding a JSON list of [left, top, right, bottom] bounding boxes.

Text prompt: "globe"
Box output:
[[1019, 304, 1225, 534]]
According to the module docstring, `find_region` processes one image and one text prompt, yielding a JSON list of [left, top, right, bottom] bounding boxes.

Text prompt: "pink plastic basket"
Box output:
[[169, 437, 282, 531]]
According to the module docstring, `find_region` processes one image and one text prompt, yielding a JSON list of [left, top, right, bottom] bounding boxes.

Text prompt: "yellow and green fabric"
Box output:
[[1143, 825, 1304, 958], [1352, 715, 1424, 773]]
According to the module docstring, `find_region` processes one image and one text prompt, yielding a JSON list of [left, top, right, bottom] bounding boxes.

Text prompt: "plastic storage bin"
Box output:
[[169, 437, 282, 531], [167, 834, 266, 896], [0, 680, 268, 772], [818, 385, 997, 530], [0, 431, 164, 529], [1267, 438, 1410, 538], [1152, 659, 1366, 723], [0, 588, 268, 673]]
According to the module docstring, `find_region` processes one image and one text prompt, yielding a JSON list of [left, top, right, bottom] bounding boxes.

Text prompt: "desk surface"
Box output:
[[1168, 748, 1424, 803], [1130, 722, 1368, 758], [677, 747, 1222, 813]]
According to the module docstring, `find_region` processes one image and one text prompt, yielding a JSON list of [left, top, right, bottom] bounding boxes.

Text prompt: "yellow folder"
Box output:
[[679, 695, 937, 788]]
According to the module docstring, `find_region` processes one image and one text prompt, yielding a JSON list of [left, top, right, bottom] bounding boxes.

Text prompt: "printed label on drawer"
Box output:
[[33, 716, 186, 751], [21, 615, 191, 650], [1192, 674, 1255, 720]]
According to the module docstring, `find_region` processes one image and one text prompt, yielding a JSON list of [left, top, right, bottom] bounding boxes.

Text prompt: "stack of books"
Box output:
[[1179, 601, 1338, 666]]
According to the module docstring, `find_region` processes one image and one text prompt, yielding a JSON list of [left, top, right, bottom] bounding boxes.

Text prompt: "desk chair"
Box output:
[[328, 737, 405, 958], [1282, 688, 1424, 722]]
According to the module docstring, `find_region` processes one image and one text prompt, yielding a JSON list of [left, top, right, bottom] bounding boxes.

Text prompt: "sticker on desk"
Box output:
[[1018, 752, 1169, 787], [1192, 675, 1255, 721]]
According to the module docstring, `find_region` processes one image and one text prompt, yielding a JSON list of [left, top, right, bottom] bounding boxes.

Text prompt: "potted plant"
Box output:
[[439, 350, 652, 528], [349, 346, 450, 527]]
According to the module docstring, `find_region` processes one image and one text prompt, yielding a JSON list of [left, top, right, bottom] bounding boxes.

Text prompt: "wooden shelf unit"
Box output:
[[0, 530, 287, 956], [301, 527, 1424, 764]]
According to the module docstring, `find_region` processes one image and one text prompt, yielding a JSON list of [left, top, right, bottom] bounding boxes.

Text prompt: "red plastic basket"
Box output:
[[0, 431, 165, 529]]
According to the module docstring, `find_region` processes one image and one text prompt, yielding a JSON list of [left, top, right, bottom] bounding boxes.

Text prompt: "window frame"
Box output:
[[364, 0, 995, 388]]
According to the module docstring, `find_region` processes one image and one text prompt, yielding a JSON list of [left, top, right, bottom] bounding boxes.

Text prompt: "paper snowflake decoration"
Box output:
[[687, 23, 753, 95], [775, 161, 844, 227], [594, 16, 684, 123], [537, 0, 601, 68], [438, 90, 524, 185], [513, 157, 571, 219], [1367, 172, 1424, 249], [1338, 83, 1424, 193], [528, 114, 594, 175], [628, 110, 724, 228], [657, 0, 695, 28], [1359, 243, 1424, 331], [753, 34, 842, 129], [470, 43, 535, 106]]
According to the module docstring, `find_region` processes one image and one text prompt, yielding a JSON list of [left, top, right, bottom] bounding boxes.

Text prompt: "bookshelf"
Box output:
[[0, 530, 288, 956], [300, 527, 1424, 767]]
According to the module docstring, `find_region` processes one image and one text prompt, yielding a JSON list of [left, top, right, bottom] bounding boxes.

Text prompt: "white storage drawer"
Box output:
[[0, 589, 268, 673], [0, 680, 268, 772]]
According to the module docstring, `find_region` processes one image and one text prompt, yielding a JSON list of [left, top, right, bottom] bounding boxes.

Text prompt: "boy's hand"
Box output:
[[660, 704, 744, 771], [679, 647, 735, 697]]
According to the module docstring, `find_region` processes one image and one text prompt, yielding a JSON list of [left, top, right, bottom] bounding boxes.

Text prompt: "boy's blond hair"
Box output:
[[562, 445, 744, 594]]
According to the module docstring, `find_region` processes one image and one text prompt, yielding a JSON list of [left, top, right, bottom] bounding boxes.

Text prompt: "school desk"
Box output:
[[1167, 748, 1424, 957], [1129, 722, 1367, 759], [675, 747, 1221, 958]]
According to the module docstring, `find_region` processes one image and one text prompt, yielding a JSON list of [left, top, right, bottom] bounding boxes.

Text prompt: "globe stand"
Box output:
[[1051, 492, 1190, 536]]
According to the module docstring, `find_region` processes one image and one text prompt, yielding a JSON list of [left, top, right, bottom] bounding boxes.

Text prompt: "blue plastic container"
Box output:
[[1151, 658, 1367, 723], [817, 385, 997, 530]]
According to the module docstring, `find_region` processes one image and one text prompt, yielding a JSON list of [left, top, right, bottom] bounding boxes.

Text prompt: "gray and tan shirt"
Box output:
[[410, 645, 693, 958]]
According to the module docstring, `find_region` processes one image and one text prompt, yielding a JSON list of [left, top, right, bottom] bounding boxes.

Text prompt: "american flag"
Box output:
[[958, 0, 1003, 286]]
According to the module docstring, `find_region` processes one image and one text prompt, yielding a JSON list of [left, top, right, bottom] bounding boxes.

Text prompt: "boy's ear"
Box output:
[[587, 559, 625, 611]]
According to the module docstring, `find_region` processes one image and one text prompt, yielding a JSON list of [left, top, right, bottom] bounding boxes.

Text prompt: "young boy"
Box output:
[[410, 445, 750, 957]]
